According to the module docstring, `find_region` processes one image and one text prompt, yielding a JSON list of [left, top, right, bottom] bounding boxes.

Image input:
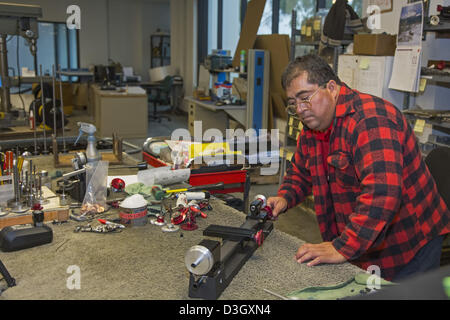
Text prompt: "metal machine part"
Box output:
[[0, 3, 42, 126], [57, 65, 67, 153], [184, 196, 274, 299], [0, 259, 16, 288], [39, 65, 48, 154], [185, 242, 220, 276], [248, 194, 273, 222]]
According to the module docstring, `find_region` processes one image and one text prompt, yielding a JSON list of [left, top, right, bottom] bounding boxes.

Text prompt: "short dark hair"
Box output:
[[281, 54, 342, 90]]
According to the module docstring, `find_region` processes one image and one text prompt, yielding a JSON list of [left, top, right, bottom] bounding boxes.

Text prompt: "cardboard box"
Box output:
[[354, 34, 397, 56], [72, 83, 89, 109], [232, 0, 266, 68]]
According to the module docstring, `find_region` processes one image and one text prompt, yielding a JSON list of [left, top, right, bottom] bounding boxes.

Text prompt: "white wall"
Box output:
[[4, 0, 170, 80], [108, 0, 170, 81], [171, 0, 197, 112]]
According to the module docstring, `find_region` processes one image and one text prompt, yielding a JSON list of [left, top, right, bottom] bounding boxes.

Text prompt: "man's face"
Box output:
[[286, 72, 338, 132]]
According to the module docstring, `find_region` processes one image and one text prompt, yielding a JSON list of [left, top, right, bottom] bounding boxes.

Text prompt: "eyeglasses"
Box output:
[[286, 85, 325, 116]]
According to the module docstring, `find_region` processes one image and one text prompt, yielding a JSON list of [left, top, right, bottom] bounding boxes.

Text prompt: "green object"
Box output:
[[125, 183, 160, 200], [286, 273, 395, 300], [443, 277, 450, 298]]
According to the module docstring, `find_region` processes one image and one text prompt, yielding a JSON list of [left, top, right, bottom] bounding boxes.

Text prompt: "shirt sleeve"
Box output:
[[277, 135, 313, 209], [332, 115, 405, 260]]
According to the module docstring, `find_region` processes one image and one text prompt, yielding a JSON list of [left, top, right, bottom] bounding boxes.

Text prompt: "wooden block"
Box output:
[[0, 186, 70, 228], [0, 208, 69, 228], [55, 152, 124, 167]]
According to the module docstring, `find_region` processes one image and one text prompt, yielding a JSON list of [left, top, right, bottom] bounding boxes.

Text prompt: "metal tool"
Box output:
[[39, 64, 49, 155], [263, 288, 297, 300], [57, 64, 67, 153], [161, 199, 179, 233], [8, 162, 28, 213], [0, 259, 16, 288], [184, 194, 274, 299], [52, 64, 57, 137], [32, 92, 38, 155], [52, 134, 59, 165]]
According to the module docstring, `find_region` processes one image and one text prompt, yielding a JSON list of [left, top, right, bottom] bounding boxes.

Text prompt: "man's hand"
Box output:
[[295, 242, 347, 267], [267, 196, 288, 218]]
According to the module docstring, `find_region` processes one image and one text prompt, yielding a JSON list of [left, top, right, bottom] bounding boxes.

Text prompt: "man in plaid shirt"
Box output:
[[268, 54, 450, 281]]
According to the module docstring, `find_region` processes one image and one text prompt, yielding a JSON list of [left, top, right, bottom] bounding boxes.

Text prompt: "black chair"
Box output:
[[148, 75, 173, 122], [425, 146, 450, 266]]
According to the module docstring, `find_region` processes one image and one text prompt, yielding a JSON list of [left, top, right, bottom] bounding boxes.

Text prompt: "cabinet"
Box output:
[[151, 32, 170, 68]]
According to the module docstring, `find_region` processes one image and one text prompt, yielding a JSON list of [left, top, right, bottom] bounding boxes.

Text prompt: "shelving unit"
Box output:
[[403, 1, 450, 154], [283, 9, 352, 152], [290, 10, 351, 75], [150, 32, 170, 68]]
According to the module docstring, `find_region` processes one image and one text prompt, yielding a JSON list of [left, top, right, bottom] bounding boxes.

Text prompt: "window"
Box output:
[[222, 0, 241, 56], [325, 0, 363, 17], [279, 0, 317, 35], [257, 0, 273, 35], [7, 21, 79, 83], [198, 0, 364, 66]]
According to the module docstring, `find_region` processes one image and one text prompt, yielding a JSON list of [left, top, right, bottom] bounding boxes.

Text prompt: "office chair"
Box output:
[[425, 146, 450, 266], [148, 75, 173, 122]]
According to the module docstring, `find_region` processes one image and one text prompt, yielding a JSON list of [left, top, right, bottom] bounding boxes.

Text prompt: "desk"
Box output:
[[185, 96, 247, 137], [89, 84, 148, 138], [0, 198, 362, 300]]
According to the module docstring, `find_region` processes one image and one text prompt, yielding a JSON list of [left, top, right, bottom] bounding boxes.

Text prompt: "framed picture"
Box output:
[[367, 0, 393, 14]]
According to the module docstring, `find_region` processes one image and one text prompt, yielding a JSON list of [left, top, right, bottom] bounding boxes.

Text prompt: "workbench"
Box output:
[[0, 197, 362, 300], [185, 97, 247, 136]]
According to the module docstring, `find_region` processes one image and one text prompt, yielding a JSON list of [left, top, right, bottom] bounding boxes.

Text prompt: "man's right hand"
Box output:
[[267, 196, 288, 218]]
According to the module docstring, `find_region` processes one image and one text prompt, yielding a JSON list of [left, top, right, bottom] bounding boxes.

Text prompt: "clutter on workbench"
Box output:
[[0, 204, 53, 252], [137, 166, 190, 186], [119, 194, 148, 227], [74, 219, 125, 234], [80, 161, 108, 216]]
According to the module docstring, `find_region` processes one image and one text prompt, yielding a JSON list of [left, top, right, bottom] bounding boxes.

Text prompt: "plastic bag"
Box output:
[[170, 141, 191, 169], [81, 161, 109, 216]]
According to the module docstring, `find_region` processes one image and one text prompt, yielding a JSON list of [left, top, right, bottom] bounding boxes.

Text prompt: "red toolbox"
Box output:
[[142, 151, 250, 213]]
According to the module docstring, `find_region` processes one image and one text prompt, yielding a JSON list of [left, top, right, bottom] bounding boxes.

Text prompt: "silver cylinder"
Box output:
[[0, 34, 11, 113]]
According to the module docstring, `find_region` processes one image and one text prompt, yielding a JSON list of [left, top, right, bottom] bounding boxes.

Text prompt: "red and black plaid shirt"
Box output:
[[278, 83, 450, 280]]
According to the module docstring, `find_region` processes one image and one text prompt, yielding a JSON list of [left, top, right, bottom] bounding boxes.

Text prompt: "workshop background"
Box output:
[[0, 0, 449, 301]]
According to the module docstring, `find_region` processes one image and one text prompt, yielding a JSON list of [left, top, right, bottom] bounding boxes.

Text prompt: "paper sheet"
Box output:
[[389, 48, 422, 92], [388, 2, 423, 93]]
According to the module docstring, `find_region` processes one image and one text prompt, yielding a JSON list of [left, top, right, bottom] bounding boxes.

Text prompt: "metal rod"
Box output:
[[40, 65, 48, 154], [32, 97, 38, 155], [58, 64, 67, 153], [52, 64, 57, 137], [0, 35, 12, 113]]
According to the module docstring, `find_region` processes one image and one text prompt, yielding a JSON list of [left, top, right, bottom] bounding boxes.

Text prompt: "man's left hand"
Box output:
[[295, 242, 347, 267]]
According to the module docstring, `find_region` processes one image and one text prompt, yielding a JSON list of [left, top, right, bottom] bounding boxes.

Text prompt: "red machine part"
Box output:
[[262, 205, 274, 220], [110, 178, 126, 192], [254, 229, 265, 247]]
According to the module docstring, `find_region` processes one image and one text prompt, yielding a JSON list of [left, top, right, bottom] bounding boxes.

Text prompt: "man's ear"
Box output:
[[326, 80, 339, 99]]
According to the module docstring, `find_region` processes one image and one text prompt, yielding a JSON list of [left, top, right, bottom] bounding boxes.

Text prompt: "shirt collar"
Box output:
[[335, 82, 356, 118]]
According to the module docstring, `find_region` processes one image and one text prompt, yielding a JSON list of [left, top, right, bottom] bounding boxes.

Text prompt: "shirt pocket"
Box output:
[[327, 151, 359, 188]]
